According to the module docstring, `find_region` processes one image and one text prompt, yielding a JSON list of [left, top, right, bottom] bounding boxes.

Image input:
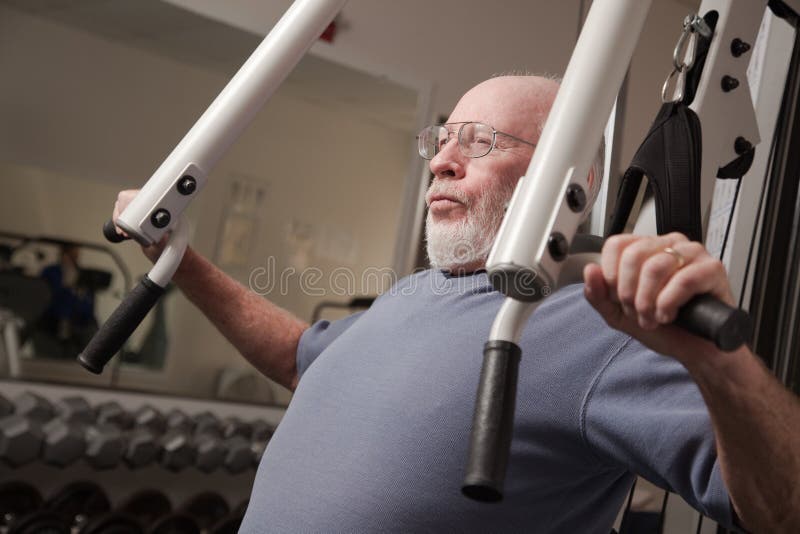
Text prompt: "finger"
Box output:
[[655, 257, 733, 324], [635, 240, 703, 329], [116, 190, 138, 215], [584, 263, 625, 329], [616, 233, 688, 318], [110, 200, 128, 238], [600, 234, 640, 303], [113, 190, 140, 236], [583, 263, 608, 301]]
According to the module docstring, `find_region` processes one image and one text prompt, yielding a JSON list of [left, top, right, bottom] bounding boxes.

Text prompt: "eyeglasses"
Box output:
[[416, 121, 536, 160]]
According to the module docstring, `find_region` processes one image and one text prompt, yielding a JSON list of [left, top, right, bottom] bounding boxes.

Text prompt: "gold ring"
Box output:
[[662, 247, 686, 269]]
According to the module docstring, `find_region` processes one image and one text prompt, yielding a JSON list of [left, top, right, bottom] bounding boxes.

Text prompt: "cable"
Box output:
[[695, 513, 704, 534], [656, 491, 670, 534], [738, 101, 784, 309], [718, 176, 743, 262]]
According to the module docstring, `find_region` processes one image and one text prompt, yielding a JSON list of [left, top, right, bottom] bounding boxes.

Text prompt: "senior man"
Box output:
[[114, 76, 799, 532]]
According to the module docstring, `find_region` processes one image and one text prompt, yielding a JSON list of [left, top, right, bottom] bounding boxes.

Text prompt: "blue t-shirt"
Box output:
[[241, 270, 733, 533]]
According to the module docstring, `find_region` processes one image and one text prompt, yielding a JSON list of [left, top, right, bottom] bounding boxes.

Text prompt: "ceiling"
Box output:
[[0, 0, 418, 132]]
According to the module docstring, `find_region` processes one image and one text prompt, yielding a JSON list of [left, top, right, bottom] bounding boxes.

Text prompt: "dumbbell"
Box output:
[[166, 409, 250, 474], [95, 402, 160, 469], [0, 392, 60, 466], [157, 409, 252, 473], [44, 481, 111, 532], [95, 400, 133, 428], [77, 513, 143, 534], [0, 481, 43, 531], [158, 408, 197, 472], [220, 416, 252, 440], [42, 396, 94, 468], [117, 489, 172, 528], [73, 402, 165, 470], [6, 511, 70, 534], [133, 404, 166, 434], [208, 499, 248, 534], [250, 420, 274, 466], [14, 391, 56, 420], [0, 392, 110, 468], [43, 397, 125, 470], [0, 392, 14, 417], [45, 395, 139, 469], [180, 492, 229, 532], [192, 412, 254, 474], [123, 485, 217, 534], [190, 412, 224, 473], [133, 405, 197, 472], [148, 513, 200, 534], [77, 488, 173, 534], [194, 413, 258, 473]]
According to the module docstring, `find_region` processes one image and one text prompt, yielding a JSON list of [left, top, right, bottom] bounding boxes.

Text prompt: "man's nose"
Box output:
[[429, 139, 466, 180]]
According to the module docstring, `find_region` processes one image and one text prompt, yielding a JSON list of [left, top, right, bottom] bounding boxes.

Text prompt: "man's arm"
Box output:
[[114, 190, 307, 391], [170, 248, 307, 391], [583, 232, 800, 532]]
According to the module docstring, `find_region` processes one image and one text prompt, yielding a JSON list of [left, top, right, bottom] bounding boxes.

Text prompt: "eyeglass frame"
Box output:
[[416, 121, 537, 160]]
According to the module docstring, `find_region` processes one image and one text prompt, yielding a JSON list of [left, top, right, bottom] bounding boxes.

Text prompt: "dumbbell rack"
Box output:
[[0, 378, 285, 532]]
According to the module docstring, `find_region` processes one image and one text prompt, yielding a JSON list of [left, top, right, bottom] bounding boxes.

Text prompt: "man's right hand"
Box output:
[[112, 189, 166, 263]]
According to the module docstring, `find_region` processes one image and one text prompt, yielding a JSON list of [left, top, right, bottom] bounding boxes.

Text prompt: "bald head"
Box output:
[[448, 75, 560, 145]]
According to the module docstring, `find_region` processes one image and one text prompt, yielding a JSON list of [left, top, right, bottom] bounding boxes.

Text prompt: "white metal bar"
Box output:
[[117, 0, 347, 245], [487, 0, 652, 299], [489, 298, 538, 343], [392, 83, 436, 276], [147, 219, 190, 287]]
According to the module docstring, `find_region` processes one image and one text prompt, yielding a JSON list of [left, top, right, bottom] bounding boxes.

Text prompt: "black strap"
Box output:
[[608, 102, 704, 242]]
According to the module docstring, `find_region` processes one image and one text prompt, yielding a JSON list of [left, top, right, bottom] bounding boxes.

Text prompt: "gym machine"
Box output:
[[462, 0, 773, 501], [75, 0, 778, 511]]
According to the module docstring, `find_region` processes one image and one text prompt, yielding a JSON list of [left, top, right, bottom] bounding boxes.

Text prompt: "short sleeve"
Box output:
[[296, 311, 365, 378], [582, 337, 736, 529]]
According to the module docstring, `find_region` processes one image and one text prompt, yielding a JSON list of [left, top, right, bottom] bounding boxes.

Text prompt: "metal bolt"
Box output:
[[548, 232, 569, 262], [721, 76, 740, 92], [565, 184, 586, 213], [177, 175, 197, 195], [150, 209, 171, 229], [730, 38, 751, 58]]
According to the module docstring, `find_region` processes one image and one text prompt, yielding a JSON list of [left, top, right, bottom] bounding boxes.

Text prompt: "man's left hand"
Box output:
[[583, 232, 736, 363]]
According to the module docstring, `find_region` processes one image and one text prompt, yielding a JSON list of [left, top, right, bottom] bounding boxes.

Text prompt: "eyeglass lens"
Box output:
[[418, 123, 496, 160]]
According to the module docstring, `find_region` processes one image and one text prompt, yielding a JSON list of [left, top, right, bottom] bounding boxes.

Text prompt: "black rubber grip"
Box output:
[[675, 294, 751, 351], [462, 340, 521, 503], [103, 219, 128, 243], [78, 276, 165, 374]]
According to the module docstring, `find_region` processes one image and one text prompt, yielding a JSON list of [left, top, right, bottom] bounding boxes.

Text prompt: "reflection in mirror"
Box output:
[[0, 234, 127, 364], [0, 1, 422, 405]]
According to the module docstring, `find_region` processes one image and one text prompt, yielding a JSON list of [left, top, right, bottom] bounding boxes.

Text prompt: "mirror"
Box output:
[[0, 0, 422, 405]]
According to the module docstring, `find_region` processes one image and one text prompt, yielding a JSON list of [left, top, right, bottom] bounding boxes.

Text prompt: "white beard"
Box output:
[[425, 180, 516, 272]]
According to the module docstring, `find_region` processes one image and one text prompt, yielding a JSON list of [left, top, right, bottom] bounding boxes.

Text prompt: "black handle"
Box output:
[[675, 294, 751, 351], [77, 276, 164, 374], [103, 220, 129, 243], [462, 340, 521, 503]]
